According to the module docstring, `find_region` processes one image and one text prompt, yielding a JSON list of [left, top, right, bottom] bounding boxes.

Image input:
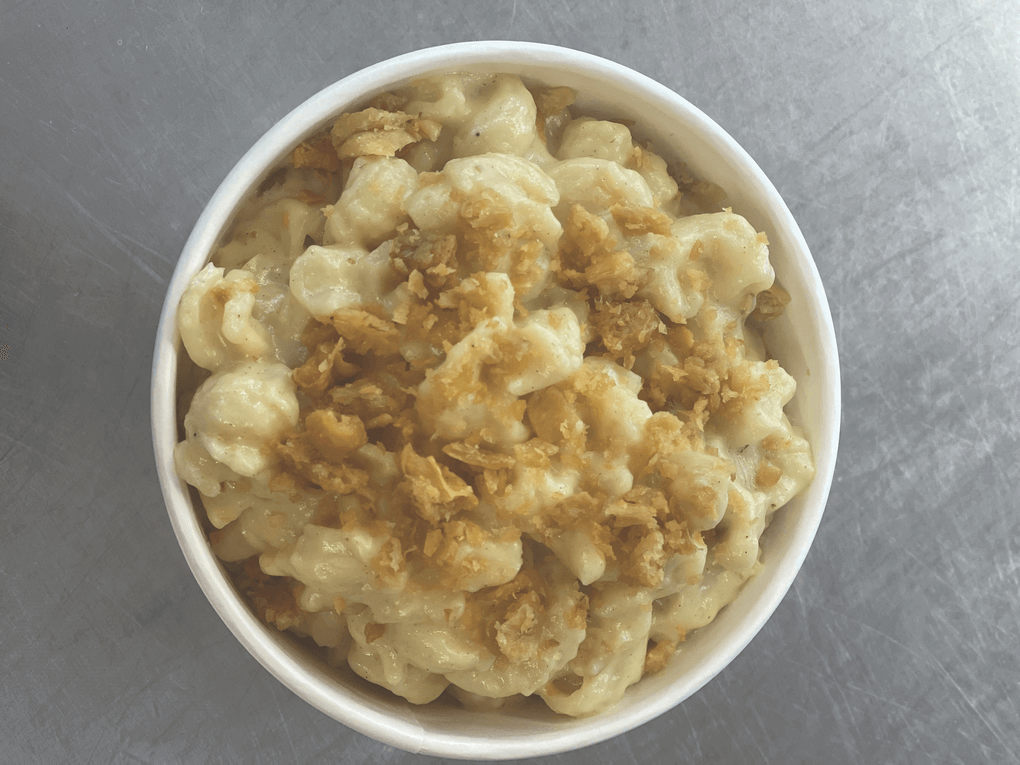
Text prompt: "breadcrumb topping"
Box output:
[[750, 283, 791, 322], [331, 108, 442, 159]]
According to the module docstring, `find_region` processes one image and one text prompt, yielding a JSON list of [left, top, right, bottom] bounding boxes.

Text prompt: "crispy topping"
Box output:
[[512, 439, 558, 469], [534, 86, 577, 140], [750, 282, 791, 322], [456, 563, 577, 662], [643, 639, 677, 674], [364, 622, 387, 643], [443, 441, 516, 470], [235, 557, 304, 631], [391, 227, 460, 293], [398, 444, 479, 524], [534, 86, 576, 116], [331, 108, 442, 158], [554, 204, 650, 299], [294, 188, 328, 206], [755, 459, 783, 489], [591, 298, 664, 369], [457, 189, 547, 299], [610, 204, 673, 237], [304, 410, 368, 461], [330, 308, 401, 356], [370, 537, 407, 588], [276, 432, 371, 495], [292, 322, 359, 400], [292, 134, 341, 173]]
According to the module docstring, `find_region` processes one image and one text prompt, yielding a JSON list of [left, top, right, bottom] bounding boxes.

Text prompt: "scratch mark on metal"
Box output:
[[60, 190, 166, 284]]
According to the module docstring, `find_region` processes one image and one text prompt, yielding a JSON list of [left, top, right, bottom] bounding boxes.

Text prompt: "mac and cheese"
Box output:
[[174, 73, 814, 717]]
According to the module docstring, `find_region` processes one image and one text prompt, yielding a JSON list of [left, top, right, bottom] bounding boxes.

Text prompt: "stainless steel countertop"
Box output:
[[2, 2, 1018, 763]]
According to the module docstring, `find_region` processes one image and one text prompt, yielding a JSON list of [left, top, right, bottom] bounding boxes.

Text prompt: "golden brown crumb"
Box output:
[[456, 188, 547, 299], [495, 592, 541, 661], [292, 134, 341, 173], [364, 622, 387, 644], [408, 269, 429, 300], [391, 227, 459, 293], [305, 410, 368, 462], [209, 279, 258, 307], [297, 456, 370, 495], [755, 459, 783, 489], [672, 161, 727, 214], [456, 563, 580, 663], [525, 386, 589, 470], [610, 204, 673, 237], [397, 444, 479, 524], [235, 557, 304, 631], [512, 439, 558, 469], [294, 188, 328, 206], [443, 441, 516, 470], [329, 308, 402, 356], [330, 108, 442, 158], [636, 305, 777, 440], [534, 86, 576, 116], [557, 203, 609, 270], [566, 591, 589, 631], [292, 322, 360, 400], [609, 486, 668, 527], [761, 433, 790, 452], [416, 518, 522, 590], [590, 298, 663, 368], [276, 431, 372, 496], [533, 86, 577, 140], [584, 249, 641, 298], [644, 639, 677, 674], [327, 370, 412, 427], [555, 203, 651, 299], [750, 283, 791, 322], [618, 527, 667, 588], [716, 359, 772, 421], [370, 537, 407, 587]]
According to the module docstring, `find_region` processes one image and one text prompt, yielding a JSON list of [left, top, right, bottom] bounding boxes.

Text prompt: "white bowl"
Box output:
[[151, 41, 840, 760]]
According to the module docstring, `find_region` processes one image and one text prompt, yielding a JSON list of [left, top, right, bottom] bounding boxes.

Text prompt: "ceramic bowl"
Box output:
[[152, 40, 840, 759]]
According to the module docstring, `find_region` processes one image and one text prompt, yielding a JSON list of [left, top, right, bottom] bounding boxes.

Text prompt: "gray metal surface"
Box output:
[[2, 1, 1018, 763]]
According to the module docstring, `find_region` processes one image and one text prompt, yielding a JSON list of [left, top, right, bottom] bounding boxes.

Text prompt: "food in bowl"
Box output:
[[172, 72, 815, 717]]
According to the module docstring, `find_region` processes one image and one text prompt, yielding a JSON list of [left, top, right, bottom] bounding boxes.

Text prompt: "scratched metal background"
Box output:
[[2, 1, 1018, 763]]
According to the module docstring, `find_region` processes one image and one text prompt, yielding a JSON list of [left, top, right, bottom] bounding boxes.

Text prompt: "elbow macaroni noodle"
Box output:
[[174, 73, 815, 717]]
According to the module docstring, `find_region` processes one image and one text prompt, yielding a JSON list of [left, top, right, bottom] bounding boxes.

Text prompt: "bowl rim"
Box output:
[[151, 40, 840, 759]]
